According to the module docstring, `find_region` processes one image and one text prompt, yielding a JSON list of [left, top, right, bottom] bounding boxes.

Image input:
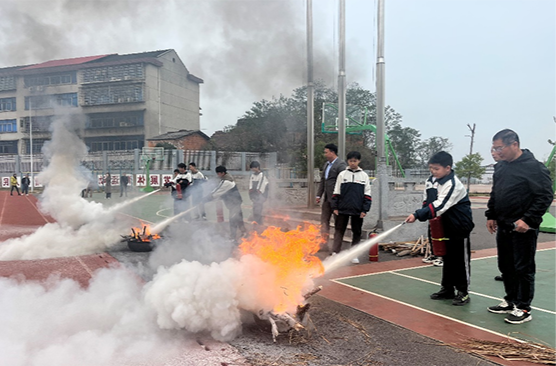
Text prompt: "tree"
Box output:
[[454, 153, 486, 192], [416, 137, 453, 168]]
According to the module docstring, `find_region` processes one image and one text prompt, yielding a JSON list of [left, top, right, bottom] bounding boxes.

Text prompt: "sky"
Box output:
[[0, 0, 554, 164]]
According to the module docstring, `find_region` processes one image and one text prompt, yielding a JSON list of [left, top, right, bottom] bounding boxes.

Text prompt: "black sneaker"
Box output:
[[452, 291, 470, 306], [487, 300, 514, 314], [494, 275, 503, 281], [505, 308, 532, 324], [430, 288, 455, 300]]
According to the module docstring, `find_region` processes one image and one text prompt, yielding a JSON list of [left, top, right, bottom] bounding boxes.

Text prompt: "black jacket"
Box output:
[[331, 168, 372, 215], [414, 171, 474, 237], [485, 149, 553, 229]]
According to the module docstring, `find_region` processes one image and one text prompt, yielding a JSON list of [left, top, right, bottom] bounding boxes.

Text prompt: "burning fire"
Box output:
[[239, 224, 324, 313], [130, 223, 161, 242]]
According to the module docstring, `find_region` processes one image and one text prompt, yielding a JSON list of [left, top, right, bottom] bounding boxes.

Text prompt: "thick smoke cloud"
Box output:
[[0, 113, 131, 260], [0, 0, 358, 132]]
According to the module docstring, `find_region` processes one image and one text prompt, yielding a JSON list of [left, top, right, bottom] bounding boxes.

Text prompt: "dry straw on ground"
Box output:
[[461, 338, 556, 365]]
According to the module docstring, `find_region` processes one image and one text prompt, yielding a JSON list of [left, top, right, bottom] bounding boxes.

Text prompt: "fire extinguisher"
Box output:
[[429, 216, 448, 256], [369, 230, 379, 262]]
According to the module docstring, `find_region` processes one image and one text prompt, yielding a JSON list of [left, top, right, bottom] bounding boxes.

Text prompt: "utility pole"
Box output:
[[337, 0, 346, 160], [306, 0, 315, 208], [376, 0, 387, 229], [466, 123, 476, 192]]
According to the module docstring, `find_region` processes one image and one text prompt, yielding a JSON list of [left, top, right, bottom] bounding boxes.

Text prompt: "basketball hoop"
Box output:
[[140, 147, 164, 192]]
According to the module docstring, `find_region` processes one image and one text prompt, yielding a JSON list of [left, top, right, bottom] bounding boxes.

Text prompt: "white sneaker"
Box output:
[[432, 259, 443, 267], [422, 256, 436, 264], [351, 257, 360, 264]]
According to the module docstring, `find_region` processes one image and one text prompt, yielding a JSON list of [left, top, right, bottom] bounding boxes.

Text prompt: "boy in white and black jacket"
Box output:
[[405, 151, 474, 306], [331, 151, 372, 262]]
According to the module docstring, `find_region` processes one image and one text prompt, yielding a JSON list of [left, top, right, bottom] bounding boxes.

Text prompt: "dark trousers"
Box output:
[[21, 184, 29, 194], [228, 203, 246, 240], [10, 185, 20, 195], [251, 194, 265, 225], [320, 199, 337, 244], [440, 236, 471, 294], [496, 228, 538, 311], [332, 214, 363, 253]]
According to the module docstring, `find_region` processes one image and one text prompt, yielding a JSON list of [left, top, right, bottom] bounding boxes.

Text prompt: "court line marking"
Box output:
[[0, 193, 7, 226], [333, 247, 556, 281], [117, 212, 154, 225], [74, 256, 95, 277], [389, 271, 556, 315], [332, 281, 530, 345], [156, 208, 172, 218], [24, 195, 51, 224]]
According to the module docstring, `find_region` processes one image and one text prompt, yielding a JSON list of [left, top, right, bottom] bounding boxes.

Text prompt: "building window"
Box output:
[[24, 72, 77, 87], [25, 93, 78, 110], [0, 119, 17, 133], [0, 97, 16, 111], [0, 76, 16, 92], [21, 116, 53, 132], [81, 84, 144, 106], [0, 140, 17, 154], [87, 111, 144, 129], [25, 139, 48, 154], [81, 63, 144, 83], [86, 135, 144, 152]]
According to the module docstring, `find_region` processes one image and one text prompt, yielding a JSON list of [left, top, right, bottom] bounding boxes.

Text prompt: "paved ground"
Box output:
[[0, 190, 554, 366]]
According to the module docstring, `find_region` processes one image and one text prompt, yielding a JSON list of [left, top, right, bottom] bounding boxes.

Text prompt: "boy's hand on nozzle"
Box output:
[[405, 214, 416, 223]]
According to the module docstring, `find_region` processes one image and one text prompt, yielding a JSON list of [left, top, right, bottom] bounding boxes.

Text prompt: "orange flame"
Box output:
[[130, 223, 161, 242], [239, 224, 324, 313]]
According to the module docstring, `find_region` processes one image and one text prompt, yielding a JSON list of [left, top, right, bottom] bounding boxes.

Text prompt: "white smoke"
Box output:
[[0, 267, 186, 366], [144, 253, 316, 342], [0, 113, 131, 260]]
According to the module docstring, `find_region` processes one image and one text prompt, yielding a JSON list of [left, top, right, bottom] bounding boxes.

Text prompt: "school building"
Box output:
[[0, 49, 203, 154]]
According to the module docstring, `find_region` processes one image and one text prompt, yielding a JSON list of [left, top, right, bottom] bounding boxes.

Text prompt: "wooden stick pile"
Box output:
[[461, 338, 556, 365], [379, 235, 430, 257]]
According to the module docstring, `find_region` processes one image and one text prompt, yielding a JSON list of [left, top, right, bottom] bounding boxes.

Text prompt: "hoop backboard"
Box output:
[[141, 147, 165, 161], [322, 103, 367, 134]]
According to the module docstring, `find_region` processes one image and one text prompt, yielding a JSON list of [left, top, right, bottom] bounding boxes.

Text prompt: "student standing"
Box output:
[[405, 151, 474, 306], [248, 161, 269, 225], [486, 129, 553, 324], [331, 151, 372, 263], [189, 162, 207, 219], [210, 166, 247, 242]]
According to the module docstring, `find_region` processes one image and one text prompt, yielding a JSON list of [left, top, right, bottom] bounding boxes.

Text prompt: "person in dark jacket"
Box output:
[[405, 151, 474, 306], [331, 151, 372, 262], [21, 174, 30, 195], [485, 129, 553, 324], [210, 166, 247, 242], [316, 143, 347, 248]]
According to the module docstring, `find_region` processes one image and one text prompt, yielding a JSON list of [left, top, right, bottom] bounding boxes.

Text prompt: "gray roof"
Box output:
[[148, 130, 209, 141]]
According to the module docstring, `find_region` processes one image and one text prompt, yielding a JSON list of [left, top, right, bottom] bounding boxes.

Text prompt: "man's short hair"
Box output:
[[215, 165, 227, 173], [177, 163, 187, 169], [173, 169, 179, 173], [428, 151, 453, 168], [249, 161, 260, 169], [324, 143, 338, 155], [493, 129, 520, 146], [188, 162, 196, 167], [346, 151, 361, 160]]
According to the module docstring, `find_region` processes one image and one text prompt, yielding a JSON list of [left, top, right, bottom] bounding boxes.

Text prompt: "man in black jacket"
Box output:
[[486, 129, 553, 324], [316, 144, 347, 250]]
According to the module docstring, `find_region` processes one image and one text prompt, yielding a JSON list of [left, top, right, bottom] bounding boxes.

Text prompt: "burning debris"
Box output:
[[122, 224, 161, 252], [238, 225, 324, 342]]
